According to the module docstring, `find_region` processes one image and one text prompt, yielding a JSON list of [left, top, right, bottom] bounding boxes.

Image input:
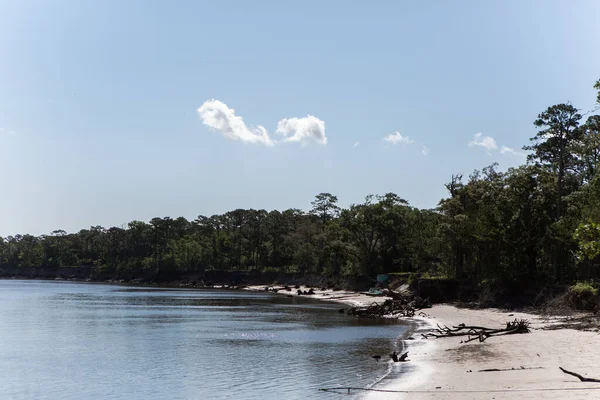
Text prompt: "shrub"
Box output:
[[567, 282, 599, 311]]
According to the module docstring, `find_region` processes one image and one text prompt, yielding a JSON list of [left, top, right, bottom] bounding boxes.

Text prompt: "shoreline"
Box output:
[[243, 284, 433, 397], [252, 284, 600, 400], [7, 278, 600, 399]]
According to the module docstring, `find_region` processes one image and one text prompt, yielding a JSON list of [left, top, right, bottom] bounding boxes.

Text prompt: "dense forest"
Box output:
[[2, 80, 600, 298]]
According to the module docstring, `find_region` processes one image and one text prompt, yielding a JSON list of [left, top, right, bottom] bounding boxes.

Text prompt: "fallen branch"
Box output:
[[346, 295, 430, 318], [478, 367, 544, 372], [422, 319, 530, 342], [560, 367, 600, 383]]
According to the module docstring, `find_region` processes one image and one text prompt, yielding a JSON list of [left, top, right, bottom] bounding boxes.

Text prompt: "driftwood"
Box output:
[[346, 292, 431, 318], [347, 300, 417, 317], [390, 351, 409, 362], [559, 367, 600, 383], [422, 319, 530, 342], [477, 366, 543, 372]]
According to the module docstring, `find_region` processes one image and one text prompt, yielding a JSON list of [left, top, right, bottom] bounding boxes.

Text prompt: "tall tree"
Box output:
[[310, 193, 340, 224], [575, 115, 600, 183], [524, 103, 582, 221]]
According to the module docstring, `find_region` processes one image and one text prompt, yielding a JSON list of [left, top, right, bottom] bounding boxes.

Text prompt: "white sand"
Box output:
[[246, 285, 600, 399], [367, 305, 600, 400]]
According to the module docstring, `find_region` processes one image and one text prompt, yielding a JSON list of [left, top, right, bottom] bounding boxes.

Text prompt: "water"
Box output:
[[0, 280, 410, 400]]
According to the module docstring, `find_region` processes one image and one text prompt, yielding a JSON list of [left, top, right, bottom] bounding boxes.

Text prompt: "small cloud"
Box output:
[[421, 144, 430, 156], [500, 146, 524, 157], [468, 132, 525, 158], [353, 141, 359, 147], [276, 115, 327, 145], [383, 131, 415, 145], [0, 128, 17, 137], [197, 99, 273, 146], [468, 132, 497, 153]]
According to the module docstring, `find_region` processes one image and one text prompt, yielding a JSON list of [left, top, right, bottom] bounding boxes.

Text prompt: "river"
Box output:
[[0, 280, 409, 399]]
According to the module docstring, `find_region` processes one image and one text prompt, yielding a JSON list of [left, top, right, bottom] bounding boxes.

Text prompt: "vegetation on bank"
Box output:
[[1, 80, 600, 304]]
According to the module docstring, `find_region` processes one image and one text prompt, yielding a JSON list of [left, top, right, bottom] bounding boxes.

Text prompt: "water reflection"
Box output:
[[0, 280, 409, 400]]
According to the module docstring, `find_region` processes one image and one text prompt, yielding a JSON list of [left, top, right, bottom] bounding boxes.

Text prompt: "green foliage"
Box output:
[[574, 223, 600, 261], [567, 282, 599, 310], [570, 281, 598, 296], [310, 193, 340, 224]]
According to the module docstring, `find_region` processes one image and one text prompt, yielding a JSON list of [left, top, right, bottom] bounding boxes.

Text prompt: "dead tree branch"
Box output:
[[346, 294, 431, 318], [560, 367, 600, 383], [422, 319, 530, 342]]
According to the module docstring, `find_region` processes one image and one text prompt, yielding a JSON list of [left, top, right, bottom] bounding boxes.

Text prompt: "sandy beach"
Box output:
[[368, 305, 600, 400], [247, 285, 600, 399]]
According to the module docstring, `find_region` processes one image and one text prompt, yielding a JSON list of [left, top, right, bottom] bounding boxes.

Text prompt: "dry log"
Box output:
[[478, 366, 543, 372], [559, 367, 600, 383]]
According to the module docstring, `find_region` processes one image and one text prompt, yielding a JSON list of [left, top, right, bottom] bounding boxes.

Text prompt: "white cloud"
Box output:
[[500, 146, 524, 157], [276, 115, 327, 145], [0, 128, 17, 137], [353, 141, 359, 147], [197, 100, 327, 146], [468, 132, 525, 159], [468, 132, 497, 152], [383, 131, 414, 145], [197, 99, 274, 146], [421, 144, 430, 156]]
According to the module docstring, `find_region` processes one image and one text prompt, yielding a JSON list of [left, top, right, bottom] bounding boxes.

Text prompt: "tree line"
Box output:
[[0, 193, 444, 280], [1, 80, 600, 290]]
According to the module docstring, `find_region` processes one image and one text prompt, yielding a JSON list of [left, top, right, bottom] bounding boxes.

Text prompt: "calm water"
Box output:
[[0, 280, 410, 400]]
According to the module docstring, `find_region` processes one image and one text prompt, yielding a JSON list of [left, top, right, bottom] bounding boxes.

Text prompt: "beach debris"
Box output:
[[542, 314, 599, 331], [478, 366, 543, 372], [296, 288, 315, 295], [384, 289, 432, 308], [390, 351, 409, 362], [422, 319, 531, 342], [263, 286, 281, 293], [347, 299, 418, 317], [559, 367, 600, 383], [346, 293, 431, 318]]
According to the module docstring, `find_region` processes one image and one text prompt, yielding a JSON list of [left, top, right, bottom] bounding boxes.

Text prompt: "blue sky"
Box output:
[[1, 0, 599, 236]]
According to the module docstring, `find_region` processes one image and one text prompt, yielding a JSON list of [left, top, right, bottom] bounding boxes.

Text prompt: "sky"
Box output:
[[1, 0, 600, 236]]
